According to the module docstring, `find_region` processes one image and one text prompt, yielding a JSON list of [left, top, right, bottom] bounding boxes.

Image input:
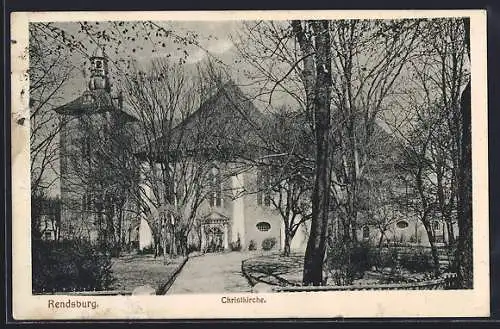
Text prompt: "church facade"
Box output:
[[133, 78, 310, 253]]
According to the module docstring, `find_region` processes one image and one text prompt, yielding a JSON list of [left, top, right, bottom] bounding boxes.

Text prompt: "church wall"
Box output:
[[241, 170, 282, 251], [357, 217, 459, 247], [290, 220, 310, 253], [59, 115, 96, 241], [58, 112, 121, 243]]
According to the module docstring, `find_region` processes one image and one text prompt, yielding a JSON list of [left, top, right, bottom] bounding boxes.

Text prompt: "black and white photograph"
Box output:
[[10, 10, 489, 319]]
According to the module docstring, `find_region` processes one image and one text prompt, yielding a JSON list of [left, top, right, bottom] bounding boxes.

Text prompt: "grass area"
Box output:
[[110, 253, 185, 293], [242, 252, 304, 286], [242, 252, 436, 287]]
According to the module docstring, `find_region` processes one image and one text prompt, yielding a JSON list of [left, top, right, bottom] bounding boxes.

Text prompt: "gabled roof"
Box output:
[[52, 89, 139, 122], [139, 80, 269, 161]]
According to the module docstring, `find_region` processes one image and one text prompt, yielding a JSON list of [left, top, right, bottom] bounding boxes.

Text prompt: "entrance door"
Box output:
[[205, 226, 224, 253]]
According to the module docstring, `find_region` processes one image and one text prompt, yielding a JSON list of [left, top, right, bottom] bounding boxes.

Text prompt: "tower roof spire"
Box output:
[[88, 44, 110, 92], [91, 44, 106, 59]]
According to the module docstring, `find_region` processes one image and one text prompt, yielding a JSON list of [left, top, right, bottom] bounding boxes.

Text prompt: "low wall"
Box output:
[[272, 273, 458, 292], [242, 256, 458, 291]]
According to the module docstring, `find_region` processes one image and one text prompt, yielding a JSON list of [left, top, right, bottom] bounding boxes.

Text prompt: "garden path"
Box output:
[[165, 251, 252, 294]]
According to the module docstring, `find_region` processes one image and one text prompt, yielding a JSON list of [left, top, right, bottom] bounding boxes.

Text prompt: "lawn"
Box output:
[[110, 253, 186, 294], [242, 252, 436, 288], [242, 252, 304, 286]]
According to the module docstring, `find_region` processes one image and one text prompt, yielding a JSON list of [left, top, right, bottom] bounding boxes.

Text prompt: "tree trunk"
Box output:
[[169, 225, 177, 258], [456, 79, 473, 288], [283, 231, 291, 257], [302, 20, 333, 286], [446, 220, 455, 245], [163, 231, 168, 263], [377, 231, 385, 249], [117, 207, 123, 256], [423, 222, 441, 277]]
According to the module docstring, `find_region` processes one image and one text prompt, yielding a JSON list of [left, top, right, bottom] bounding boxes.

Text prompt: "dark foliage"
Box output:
[[327, 240, 372, 285], [399, 250, 433, 273], [229, 235, 242, 251], [32, 239, 115, 293], [137, 245, 155, 255], [369, 247, 399, 271], [187, 243, 200, 254], [248, 239, 257, 251], [261, 237, 277, 251]]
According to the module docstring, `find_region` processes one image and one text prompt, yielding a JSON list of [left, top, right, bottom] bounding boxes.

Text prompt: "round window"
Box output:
[[256, 222, 271, 232], [396, 220, 409, 229]]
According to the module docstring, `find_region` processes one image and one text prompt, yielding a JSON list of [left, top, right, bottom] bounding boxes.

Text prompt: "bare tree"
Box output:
[[29, 24, 75, 239], [259, 109, 315, 256], [62, 103, 139, 252], [288, 20, 333, 286], [327, 20, 421, 259], [124, 59, 235, 258], [235, 19, 425, 285], [456, 18, 472, 289], [386, 18, 470, 279]]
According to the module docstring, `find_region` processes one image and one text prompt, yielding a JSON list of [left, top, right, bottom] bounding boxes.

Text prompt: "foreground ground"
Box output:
[[166, 251, 252, 294], [111, 253, 185, 293], [242, 252, 440, 287]]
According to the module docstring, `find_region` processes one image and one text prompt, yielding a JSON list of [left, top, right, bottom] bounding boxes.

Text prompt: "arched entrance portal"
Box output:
[[201, 212, 229, 253], [205, 226, 224, 252]]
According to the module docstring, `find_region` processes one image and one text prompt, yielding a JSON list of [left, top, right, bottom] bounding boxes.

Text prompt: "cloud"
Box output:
[[186, 39, 234, 64], [207, 39, 233, 54]]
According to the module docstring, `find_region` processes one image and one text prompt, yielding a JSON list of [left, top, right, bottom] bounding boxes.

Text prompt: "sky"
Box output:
[[48, 20, 246, 105], [45, 20, 299, 112]]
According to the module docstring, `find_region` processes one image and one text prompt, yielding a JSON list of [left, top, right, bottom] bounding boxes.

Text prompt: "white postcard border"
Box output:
[[10, 10, 489, 319]]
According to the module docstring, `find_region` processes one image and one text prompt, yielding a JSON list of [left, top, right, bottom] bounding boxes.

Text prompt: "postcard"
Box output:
[[10, 9, 489, 319]]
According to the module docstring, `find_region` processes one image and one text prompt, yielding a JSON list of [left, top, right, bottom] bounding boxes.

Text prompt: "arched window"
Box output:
[[396, 220, 409, 229], [362, 226, 370, 239], [208, 166, 222, 207], [256, 222, 271, 232]]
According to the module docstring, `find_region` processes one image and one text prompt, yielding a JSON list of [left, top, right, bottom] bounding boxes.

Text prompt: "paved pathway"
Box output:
[[166, 252, 252, 294]]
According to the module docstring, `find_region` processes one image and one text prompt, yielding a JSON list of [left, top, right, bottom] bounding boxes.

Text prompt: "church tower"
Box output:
[[52, 45, 138, 243], [88, 46, 111, 92]]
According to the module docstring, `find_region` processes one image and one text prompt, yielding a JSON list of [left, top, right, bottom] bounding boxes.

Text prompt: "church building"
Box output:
[[52, 46, 309, 253]]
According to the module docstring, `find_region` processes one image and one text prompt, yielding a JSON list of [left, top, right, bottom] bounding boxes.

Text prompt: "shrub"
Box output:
[[138, 245, 155, 255], [32, 239, 115, 293], [229, 235, 242, 251], [399, 250, 433, 273], [327, 241, 372, 285], [187, 243, 200, 254], [369, 247, 399, 271], [261, 237, 277, 251], [248, 239, 257, 251]]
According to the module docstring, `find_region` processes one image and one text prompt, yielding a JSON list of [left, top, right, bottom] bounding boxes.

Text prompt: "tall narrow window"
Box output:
[[81, 136, 91, 161], [82, 193, 87, 211], [263, 187, 271, 207], [209, 167, 222, 207], [257, 169, 272, 207], [362, 226, 370, 239], [257, 172, 262, 206], [82, 192, 92, 212]]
